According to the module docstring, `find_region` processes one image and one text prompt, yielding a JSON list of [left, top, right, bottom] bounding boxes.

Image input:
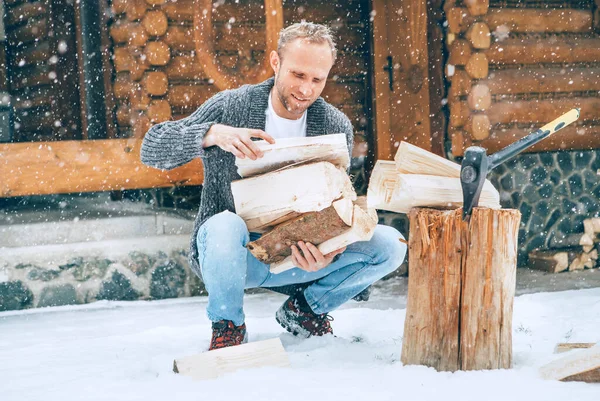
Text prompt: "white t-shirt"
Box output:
[[265, 91, 307, 140]]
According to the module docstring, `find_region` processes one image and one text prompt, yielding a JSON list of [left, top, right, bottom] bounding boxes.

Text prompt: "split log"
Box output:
[[540, 344, 600, 383], [447, 8, 593, 34], [584, 218, 600, 236], [270, 201, 378, 274], [482, 68, 600, 96], [570, 252, 594, 270], [109, 22, 148, 46], [366, 161, 398, 210], [173, 338, 290, 381], [367, 172, 500, 213], [247, 197, 354, 264], [465, 52, 488, 79], [142, 71, 168, 96], [555, 343, 596, 354], [231, 162, 357, 231], [465, 114, 491, 140], [466, 22, 491, 50], [401, 207, 520, 371], [529, 249, 581, 273], [467, 84, 491, 111], [549, 233, 594, 249], [235, 134, 350, 178], [147, 99, 172, 123], [142, 10, 168, 37], [486, 37, 600, 65], [448, 39, 472, 66], [144, 41, 170, 66], [393, 141, 461, 177]]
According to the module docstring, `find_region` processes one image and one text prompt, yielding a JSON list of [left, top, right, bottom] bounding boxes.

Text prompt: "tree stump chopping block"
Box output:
[[401, 207, 521, 372]]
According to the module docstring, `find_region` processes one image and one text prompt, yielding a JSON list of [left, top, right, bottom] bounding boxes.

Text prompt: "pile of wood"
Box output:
[[367, 141, 500, 213], [530, 218, 600, 273], [231, 135, 378, 274]]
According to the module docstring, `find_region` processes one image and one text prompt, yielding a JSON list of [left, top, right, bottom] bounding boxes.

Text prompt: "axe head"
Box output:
[[460, 146, 488, 220]]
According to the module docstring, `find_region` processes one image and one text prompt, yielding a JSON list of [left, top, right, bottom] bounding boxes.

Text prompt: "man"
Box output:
[[141, 22, 406, 350]]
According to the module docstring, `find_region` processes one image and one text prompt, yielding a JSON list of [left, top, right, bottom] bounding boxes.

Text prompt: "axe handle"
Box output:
[[488, 108, 580, 171]]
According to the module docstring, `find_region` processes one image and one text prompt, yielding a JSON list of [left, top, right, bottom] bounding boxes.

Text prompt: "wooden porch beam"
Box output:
[[0, 139, 204, 197]]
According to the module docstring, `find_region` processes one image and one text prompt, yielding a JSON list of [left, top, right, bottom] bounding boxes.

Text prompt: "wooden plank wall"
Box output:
[[109, 0, 371, 160], [3, 0, 82, 142], [446, 0, 600, 156]]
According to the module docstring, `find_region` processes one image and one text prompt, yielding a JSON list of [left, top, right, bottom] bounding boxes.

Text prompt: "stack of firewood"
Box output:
[[367, 141, 500, 212], [231, 134, 378, 274], [529, 219, 600, 273]]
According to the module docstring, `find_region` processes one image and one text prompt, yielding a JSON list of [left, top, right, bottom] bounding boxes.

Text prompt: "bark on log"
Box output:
[[401, 207, 520, 372], [529, 249, 581, 273], [466, 22, 491, 50], [270, 201, 378, 274], [482, 68, 600, 95], [486, 37, 600, 65], [465, 52, 488, 79], [231, 162, 357, 231], [247, 197, 354, 264], [144, 41, 171, 66], [467, 84, 491, 111], [447, 8, 593, 34], [142, 10, 168, 37], [142, 70, 168, 96]]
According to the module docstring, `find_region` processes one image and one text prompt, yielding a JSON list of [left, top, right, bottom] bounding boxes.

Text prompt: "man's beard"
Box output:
[[274, 73, 312, 115]]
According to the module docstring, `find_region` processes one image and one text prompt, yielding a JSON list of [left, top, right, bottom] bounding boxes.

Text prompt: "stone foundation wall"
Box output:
[[0, 240, 205, 312]]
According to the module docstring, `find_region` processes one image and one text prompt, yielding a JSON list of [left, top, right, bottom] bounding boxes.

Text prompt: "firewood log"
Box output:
[[231, 162, 357, 231], [270, 200, 378, 274], [247, 197, 354, 264], [555, 343, 596, 353], [529, 249, 581, 273], [540, 344, 600, 383], [393, 141, 461, 177], [549, 233, 594, 248], [235, 134, 350, 178]]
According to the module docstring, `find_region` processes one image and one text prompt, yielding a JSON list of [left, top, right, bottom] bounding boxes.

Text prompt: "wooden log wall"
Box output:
[[445, 0, 600, 156], [108, 0, 371, 160], [3, 0, 82, 142]]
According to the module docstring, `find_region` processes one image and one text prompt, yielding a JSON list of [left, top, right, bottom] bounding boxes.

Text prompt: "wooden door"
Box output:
[[371, 0, 433, 160]]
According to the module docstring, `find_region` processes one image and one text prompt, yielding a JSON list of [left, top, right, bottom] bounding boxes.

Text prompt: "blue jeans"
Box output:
[[196, 211, 407, 326]]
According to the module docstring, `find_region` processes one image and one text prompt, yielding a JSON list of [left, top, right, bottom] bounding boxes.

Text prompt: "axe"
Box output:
[[460, 108, 581, 220]]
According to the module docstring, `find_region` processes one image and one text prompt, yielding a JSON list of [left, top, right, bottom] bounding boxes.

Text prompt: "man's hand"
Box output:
[[203, 124, 276, 160], [291, 241, 346, 272]]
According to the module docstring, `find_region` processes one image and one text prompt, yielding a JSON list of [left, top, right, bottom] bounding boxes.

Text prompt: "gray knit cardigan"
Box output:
[[140, 78, 354, 275]]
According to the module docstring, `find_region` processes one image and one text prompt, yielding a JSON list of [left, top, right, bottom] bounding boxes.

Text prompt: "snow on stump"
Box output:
[[401, 207, 520, 372]]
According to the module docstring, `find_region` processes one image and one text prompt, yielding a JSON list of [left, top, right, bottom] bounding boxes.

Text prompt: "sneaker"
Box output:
[[209, 320, 248, 351], [275, 296, 334, 338]]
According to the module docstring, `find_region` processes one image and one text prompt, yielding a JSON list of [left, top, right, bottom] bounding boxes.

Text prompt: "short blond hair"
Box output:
[[278, 22, 337, 62]]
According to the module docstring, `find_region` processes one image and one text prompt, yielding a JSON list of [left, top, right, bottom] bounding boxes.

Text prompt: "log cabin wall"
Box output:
[[108, 0, 372, 191], [445, 0, 600, 264], [2, 0, 82, 142]]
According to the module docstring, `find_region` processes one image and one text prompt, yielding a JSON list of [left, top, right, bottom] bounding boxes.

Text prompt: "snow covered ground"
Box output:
[[1, 277, 599, 401]]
